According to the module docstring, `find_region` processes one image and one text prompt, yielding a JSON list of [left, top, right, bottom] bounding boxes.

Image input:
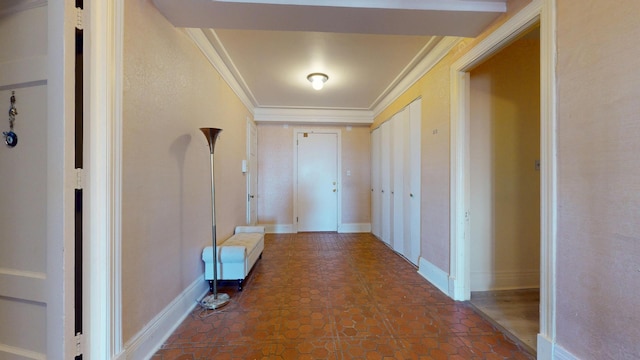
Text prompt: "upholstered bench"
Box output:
[[202, 225, 264, 291]]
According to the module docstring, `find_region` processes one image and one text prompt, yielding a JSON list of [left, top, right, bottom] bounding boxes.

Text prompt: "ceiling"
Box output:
[[152, 0, 507, 123]]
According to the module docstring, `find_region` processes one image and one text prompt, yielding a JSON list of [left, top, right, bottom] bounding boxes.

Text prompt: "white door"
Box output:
[[247, 119, 258, 225], [392, 111, 407, 255], [296, 131, 339, 231], [407, 100, 421, 265], [0, 4, 65, 359], [371, 128, 381, 237], [380, 121, 392, 245]]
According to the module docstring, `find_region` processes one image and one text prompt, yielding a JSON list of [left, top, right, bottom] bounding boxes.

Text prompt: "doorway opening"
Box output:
[[466, 25, 541, 353]]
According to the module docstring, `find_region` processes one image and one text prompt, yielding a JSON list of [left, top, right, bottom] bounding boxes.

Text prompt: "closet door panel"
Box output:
[[380, 121, 392, 246], [392, 111, 406, 255], [371, 128, 382, 238], [408, 100, 422, 265]]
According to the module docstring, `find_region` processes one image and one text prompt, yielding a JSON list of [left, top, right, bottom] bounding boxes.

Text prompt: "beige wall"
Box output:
[[372, 0, 534, 272], [556, 0, 640, 358], [469, 33, 540, 291], [122, 0, 252, 342], [257, 124, 371, 229]]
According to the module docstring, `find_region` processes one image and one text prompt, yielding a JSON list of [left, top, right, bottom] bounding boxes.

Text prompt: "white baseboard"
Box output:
[[470, 270, 540, 292], [537, 334, 554, 360], [261, 224, 295, 234], [536, 334, 581, 360], [417, 257, 451, 297], [338, 223, 371, 233], [261, 223, 372, 234], [555, 343, 580, 360], [123, 275, 209, 360]]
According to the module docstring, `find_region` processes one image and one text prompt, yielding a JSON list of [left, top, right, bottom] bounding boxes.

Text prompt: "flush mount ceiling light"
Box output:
[[307, 73, 328, 90]]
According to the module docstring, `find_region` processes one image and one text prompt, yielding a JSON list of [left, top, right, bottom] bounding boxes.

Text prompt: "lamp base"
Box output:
[[200, 293, 230, 310]]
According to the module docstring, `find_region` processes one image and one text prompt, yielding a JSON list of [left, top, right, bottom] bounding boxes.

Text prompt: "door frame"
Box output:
[[293, 128, 342, 233], [86, 0, 124, 358], [449, 0, 557, 354]]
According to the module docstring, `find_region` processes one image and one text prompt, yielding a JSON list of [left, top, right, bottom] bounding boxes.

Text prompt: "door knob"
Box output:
[[333, 189, 336, 192]]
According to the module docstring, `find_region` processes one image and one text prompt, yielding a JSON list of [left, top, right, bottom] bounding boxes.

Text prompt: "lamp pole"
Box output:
[[200, 128, 229, 309]]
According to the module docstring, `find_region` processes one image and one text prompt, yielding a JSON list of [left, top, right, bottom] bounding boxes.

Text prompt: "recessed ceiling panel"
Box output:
[[213, 30, 435, 109]]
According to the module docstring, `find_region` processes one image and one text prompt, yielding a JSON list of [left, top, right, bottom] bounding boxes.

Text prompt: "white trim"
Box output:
[[470, 271, 540, 292], [417, 257, 451, 296], [87, 0, 124, 358], [255, 107, 373, 125], [449, 0, 542, 300], [536, 334, 554, 360], [47, 1, 75, 359], [338, 223, 371, 233], [536, 337, 582, 360], [372, 36, 459, 117], [540, 0, 558, 344], [185, 28, 255, 112], [555, 344, 580, 360], [214, 0, 507, 13], [262, 224, 295, 233], [122, 276, 209, 360], [449, 0, 558, 353]]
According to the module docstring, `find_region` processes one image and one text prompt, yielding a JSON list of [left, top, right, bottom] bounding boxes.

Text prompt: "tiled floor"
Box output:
[[153, 233, 535, 359]]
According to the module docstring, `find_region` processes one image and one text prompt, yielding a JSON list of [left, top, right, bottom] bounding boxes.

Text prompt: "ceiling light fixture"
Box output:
[[307, 73, 328, 90]]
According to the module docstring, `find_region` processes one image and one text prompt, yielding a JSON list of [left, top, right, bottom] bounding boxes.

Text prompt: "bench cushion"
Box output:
[[202, 226, 265, 283], [202, 233, 263, 263]]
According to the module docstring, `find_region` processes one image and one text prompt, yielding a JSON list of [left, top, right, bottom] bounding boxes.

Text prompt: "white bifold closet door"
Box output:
[[370, 99, 421, 265], [380, 121, 392, 246], [371, 128, 382, 238], [392, 109, 408, 255], [406, 100, 421, 265]]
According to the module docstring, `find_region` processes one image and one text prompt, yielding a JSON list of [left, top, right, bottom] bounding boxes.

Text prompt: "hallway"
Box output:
[[152, 233, 534, 359]]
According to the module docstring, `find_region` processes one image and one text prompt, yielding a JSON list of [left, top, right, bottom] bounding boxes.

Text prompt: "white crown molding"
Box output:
[[185, 28, 256, 113], [254, 107, 373, 125], [186, 28, 460, 120], [372, 36, 460, 117], [214, 0, 507, 12]]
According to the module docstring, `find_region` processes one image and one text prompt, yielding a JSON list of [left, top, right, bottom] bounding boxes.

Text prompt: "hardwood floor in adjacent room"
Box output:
[[153, 232, 534, 359], [470, 289, 540, 354]]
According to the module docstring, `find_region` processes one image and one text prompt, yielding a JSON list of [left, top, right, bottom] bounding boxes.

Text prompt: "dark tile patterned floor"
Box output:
[[152, 233, 535, 359]]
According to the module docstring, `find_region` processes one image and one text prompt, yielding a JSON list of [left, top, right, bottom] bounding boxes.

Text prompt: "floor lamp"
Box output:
[[200, 127, 230, 309]]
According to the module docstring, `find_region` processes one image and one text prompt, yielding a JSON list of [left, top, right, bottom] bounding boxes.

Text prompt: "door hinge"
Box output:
[[75, 7, 84, 30], [75, 168, 83, 190], [75, 332, 83, 357], [296, 217, 298, 223]]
